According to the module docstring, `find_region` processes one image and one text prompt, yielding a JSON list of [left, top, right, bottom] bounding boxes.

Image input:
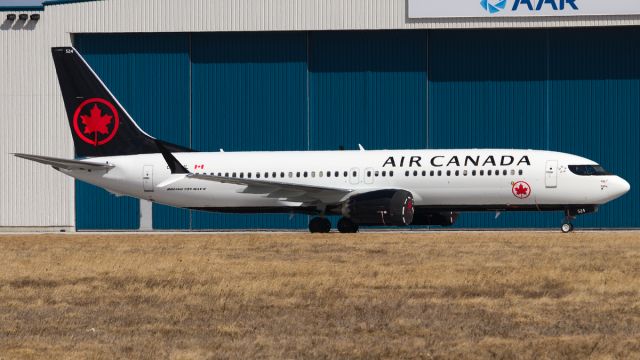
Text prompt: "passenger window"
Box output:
[[311, 171, 316, 178], [239, 172, 244, 178], [296, 172, 300, 178], [281, 172, 285, 178], [437, 170, 442, 176], [488, 170, 492, 176], [288, 172, 293, 178], [344, 171, 348, 177], [367, 171, 372, 177], [413, 170, 418, 176], [381, 171, 386, 177], [518, 169, 523, 175], [256, 173, 260, 178], [319, 171, 323, 178], [405, 170, 409, 176], [375, 171, 379, 177], [272, 172, 277, 178], [463, 170, 468, 176], [264, 172, 269, 178], [225, 172, 229, 177], [503, 170, 507, 176], [430, 170, 434, 176], [480, 170, 484, 176], [495, 170, 499, 176], [327, 171, 331, 178], [390, 171, 394, 177], [510, 169, 515, 175], [455, 170, 459, 176], [422, 170, 426, 176], [472, 170, 476, 176], [352, 171, 357, 177], [335, 171, 339, 177], [248, 173, 252, 178], [218, 172, 222, 176], [304, 172, 308, 178], [446, 170, 451, 176]]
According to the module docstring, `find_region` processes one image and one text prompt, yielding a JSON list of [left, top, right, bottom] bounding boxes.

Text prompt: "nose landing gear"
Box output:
[[561, 222, 574, 233], [561, 211, 576, 233]]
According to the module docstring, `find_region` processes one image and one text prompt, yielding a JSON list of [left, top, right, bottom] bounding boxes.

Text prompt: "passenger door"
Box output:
[[545, 160, 557, 188], [143, 165, 154, 192]]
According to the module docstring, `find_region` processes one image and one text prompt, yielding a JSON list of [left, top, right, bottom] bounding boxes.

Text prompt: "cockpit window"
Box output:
[[569, 165, 611, 176]]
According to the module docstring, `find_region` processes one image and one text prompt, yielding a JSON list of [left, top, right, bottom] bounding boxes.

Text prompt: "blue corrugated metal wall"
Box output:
[[548, 28, 640, 228], [75, 34, 190, 230], [309, 31, 427, 151], [429, 28, 640, 228], [189, 32, 309, 229], [74, 28, 640, 230], [428, 29, 553, 228]]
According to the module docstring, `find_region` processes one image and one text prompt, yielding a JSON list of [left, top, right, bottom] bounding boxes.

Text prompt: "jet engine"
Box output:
[[410, 210, 458, 226], [341, 189, 414, 226]]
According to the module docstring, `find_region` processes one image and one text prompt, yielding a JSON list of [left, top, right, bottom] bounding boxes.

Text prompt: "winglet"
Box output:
[[358, 144, 365, 151], [155, 140, 189, 174]]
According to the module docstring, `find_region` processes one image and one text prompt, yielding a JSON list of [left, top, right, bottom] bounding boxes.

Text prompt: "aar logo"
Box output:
[[512, 181, 531, 199], [73, 98, 120, 146], [480, 0, 506, 14]]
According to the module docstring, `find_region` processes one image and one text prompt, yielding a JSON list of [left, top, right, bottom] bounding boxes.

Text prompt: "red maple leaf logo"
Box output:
[[81, 104, 112, 136], [72, 98, 120, 146], [515, 184, 528, 196], [512, 181, 531, 199]]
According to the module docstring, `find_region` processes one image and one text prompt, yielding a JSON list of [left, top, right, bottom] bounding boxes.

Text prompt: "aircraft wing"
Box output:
[[187, 173, 353, 204], [13, 153, 114, 171]]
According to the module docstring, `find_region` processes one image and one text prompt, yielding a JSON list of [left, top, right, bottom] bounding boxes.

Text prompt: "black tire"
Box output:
[[309, 217, 331, 233], [337, 217, 359, 233], [561, 223, 574, 233]]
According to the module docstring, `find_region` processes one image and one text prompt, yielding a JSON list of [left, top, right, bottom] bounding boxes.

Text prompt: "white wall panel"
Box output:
[[1, 0, 640, 228]]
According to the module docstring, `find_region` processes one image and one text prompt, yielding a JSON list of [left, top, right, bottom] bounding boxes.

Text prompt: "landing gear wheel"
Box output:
[[337, 217, 359, 234], [561, 223, 574, 233], [309, 217, 331, 233]]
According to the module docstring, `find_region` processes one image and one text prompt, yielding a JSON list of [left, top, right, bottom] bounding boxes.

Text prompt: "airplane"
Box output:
[[14, 47, 631, 233]]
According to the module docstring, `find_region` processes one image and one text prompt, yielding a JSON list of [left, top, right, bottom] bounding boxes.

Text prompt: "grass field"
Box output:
[[1, 232, 639, 359]]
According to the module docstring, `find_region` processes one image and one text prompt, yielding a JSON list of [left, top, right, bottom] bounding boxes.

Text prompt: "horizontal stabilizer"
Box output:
[[13, 153, 115, 171]]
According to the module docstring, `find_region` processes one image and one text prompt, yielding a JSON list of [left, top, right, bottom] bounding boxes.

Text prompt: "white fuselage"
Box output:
[[63, 149, 630, 214]]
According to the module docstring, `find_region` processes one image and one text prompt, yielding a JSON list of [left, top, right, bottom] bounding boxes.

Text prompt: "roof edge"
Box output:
[[0, 0, 99, 12]]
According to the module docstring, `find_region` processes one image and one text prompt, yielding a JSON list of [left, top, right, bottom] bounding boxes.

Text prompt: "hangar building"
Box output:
[[1, 0, 638, 230]]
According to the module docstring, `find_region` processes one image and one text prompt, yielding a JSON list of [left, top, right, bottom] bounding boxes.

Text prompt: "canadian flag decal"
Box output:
[[194, 164, 204, 170]]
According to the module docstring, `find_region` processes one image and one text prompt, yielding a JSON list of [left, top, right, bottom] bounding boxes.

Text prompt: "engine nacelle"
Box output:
[[411, 210, 459, 226], [342, 190, 414, 226]]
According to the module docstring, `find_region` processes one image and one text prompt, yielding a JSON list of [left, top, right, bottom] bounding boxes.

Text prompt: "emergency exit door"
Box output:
[[545, 160, 557, 188], [143, 165, 154, 192]]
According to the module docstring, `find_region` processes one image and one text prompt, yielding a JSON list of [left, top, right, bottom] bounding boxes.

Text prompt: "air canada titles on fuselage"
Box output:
[[382, 154, 531, 168]]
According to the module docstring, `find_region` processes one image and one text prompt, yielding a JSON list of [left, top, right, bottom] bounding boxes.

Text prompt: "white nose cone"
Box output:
[[613, 176, 631, 199]]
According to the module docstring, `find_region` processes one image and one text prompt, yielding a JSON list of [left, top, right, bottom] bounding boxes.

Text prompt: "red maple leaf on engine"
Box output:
[[515, 184, 528, 196], [80, 104, 112, 135]]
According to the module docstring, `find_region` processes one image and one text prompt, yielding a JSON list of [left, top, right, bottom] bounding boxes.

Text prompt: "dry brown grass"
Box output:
[[0, 231, 639, 359]]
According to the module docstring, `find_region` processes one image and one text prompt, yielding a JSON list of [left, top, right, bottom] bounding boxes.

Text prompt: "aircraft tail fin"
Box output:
[[51, 47, 192, 158]]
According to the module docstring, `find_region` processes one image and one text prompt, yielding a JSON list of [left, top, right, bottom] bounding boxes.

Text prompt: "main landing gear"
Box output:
[[307, 217, 360, 233], [337, 217, 359, 233], [308, 217, 331, 233]]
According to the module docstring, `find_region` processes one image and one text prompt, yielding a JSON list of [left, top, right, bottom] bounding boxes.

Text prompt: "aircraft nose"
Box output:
[[613, 176, 631, 197]]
